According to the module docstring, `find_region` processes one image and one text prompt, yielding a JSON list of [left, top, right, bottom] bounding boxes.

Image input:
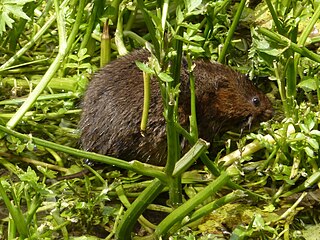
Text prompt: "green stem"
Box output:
[[187, 53, 198, 139], [65, 0, 86, 54], [218, 0, 246, 63], [123, 30, 148, 46], [140, 72, 151, 131], [184, 190, 245, 227], [0, 110, 81, 120], [5, 0, 74, 129], [80, 0, 102, 50], [116, 179, 165, 240], [115, 1, 129, 55], [173, 139, 209, 176], [124, 6, 137, 32], [137, 0, 160, 58], [0, 125, 167, 181], [0, 92, 80, 106], [281, 171, 320, 197], [258, 27, 320, 62], [264, 0, 282, 33], [0, 181, 28, 238], [292, 2, 320, 97], [101, 20, 111, 67], [154, 172, 229, 238], [0, 15, 56, 71]]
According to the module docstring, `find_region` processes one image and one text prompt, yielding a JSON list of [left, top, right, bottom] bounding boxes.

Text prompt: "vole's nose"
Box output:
[[263, 108, 274, 121]]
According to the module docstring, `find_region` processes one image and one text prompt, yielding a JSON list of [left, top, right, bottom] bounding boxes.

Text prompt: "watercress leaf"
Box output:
[[307, 137, 319, 150], [68, 55, 79, 61], [297, 78, 317, 91], [310, 130, 320, 136], [135, 61, 154, 74], [65, 63, 78, 69], [185, 0, 202, 13], [189, 35, 205, 41], [305, 146, 314, 158], [78, 63, 92, 69], [19, 167, 39, 183], [158, 72, 174, 82]]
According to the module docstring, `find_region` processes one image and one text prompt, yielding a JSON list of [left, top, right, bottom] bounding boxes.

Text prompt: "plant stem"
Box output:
[[218, 0, 246, 63], [184, 190, 245, 227], [6, 0, 75, 129], [80, 0, 102, 50], [0, 125, 167, 181], [0, 15, 56, 72], [0, 181, 28, 238], [218, 124, 296, 167], [137, 0, 160, 58], [258, 27, 320, 62], [140, 72, 151, 131], [116, 179, 165, 239], [65, 0, 86, 54], [115, 1, 129, 55], [187, 53, 198, 140], [173, 139, 209, 176], [101, 20, 111, 67], [154, 172, 229, 238], [264, 0, 282, 33]]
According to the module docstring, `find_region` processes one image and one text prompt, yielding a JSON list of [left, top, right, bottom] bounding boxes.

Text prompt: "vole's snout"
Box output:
[[263, 108, 274, 121]]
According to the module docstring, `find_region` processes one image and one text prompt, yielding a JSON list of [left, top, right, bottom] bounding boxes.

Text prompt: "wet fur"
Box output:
[[80, 49, 273, 166]]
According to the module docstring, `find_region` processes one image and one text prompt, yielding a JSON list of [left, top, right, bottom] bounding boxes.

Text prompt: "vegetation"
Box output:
[[0, 0, 320, 239]]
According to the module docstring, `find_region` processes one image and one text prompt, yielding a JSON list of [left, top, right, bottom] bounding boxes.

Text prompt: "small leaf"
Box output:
[[187, 45, 205, 53], [158, 72, 174, 82], [26, 141, 35, 151], [19, 167, 39, 183], [135, 61, 154, 74], [310, 130, 320, 136], [185, 0, 202, 13], [189, 35, 205, 41], [307, 137, 319, 150], [65, 63, 78, 69], [305, 146, 314, 158], [78, 48, 87, 57], [68, 55, 79, 61], [297, 78, 317, 91], [299, 123, 310, 134], [78, 63, 92, 69]]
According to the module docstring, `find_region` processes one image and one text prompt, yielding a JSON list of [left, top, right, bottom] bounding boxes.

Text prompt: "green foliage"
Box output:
[[0, 0, 33, 35], [0, 0, 320, 239]]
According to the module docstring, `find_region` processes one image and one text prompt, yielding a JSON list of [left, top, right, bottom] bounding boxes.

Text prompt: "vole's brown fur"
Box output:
[[79, 49, 273, 166]]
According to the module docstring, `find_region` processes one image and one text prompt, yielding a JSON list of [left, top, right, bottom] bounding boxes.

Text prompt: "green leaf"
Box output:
[[307, 137, 319, 150], [305, 146, 314, 158], [0, 0, 33, 34], [310, 130, 320, 136], [189, 35, 205, 41], [19, 167, 39, 183], [78, 63, 92, 69], [185, 0, 202, 13], [68, 55, 79, 61], [158, 72, 174, 82], [187, 45, 205, 53], [65, 63, 78, 69], [297, 78, 317, 91], [135, 61, 154, 74], [5, 4, 30, 21]]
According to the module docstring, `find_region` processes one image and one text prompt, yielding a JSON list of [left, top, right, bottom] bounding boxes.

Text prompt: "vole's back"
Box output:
[[79, 49, 273, 166]]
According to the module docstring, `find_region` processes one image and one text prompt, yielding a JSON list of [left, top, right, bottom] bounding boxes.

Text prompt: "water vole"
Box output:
[[79, 49, 273, 166]]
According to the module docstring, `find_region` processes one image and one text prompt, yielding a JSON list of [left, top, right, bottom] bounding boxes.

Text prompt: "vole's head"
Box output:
[[192, 61, 273, 137]]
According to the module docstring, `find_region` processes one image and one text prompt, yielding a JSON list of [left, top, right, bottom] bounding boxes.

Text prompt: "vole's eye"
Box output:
[[252, 96, 260, 107]]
